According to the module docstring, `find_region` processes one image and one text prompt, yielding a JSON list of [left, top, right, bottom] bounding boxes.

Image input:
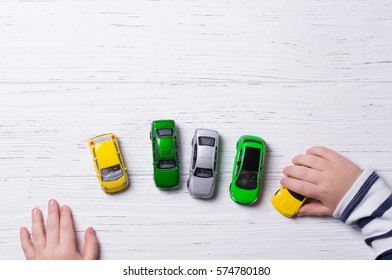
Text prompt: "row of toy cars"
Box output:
[[88, 120, 307, 216]]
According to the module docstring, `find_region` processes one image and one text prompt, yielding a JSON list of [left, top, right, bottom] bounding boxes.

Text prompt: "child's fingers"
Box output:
[[306, 146, 340, 162], [292, 154, 330, 171], [82, 227, 99, 260], [297, 201, 332, 216], [31, 207, 46, 249], [20, 227, 36, 260], [280, 177, 319, 200], [59, 205, 77, 249], [46, 199, 60, 247], [283, 165, 322, 185]]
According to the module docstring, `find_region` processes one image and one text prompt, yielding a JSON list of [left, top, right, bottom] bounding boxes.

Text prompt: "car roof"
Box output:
[[242, 146, 261, 172], [195, 145, 215, 169], [94, 141, 120, 169], [157, 137, 175, 160]]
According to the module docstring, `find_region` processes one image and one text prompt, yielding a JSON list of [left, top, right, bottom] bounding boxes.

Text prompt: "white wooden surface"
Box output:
[[0, 0, 391, 260]]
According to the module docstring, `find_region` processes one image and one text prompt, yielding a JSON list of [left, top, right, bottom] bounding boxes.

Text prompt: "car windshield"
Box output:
[[101, 164, 123, 182], [236, 170, 258, 190], [198, 136, 215, 147], [157, 128, 173, 137], [158, 160, 176, 169], [194, 168, 213, 178]]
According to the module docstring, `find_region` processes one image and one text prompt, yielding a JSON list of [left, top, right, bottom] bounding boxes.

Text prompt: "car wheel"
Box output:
[[187, 180, 190, 188]]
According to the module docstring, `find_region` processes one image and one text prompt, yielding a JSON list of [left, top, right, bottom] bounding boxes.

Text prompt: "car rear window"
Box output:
[[158, 160, 176, 169], [157, 128, 173, 137], [194, 168, 213, 178], [198, 136, 215, 147]]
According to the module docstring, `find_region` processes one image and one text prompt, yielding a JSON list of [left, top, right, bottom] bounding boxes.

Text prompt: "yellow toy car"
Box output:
[[88, 133, 128, 193], [271, 186, 307, 217]]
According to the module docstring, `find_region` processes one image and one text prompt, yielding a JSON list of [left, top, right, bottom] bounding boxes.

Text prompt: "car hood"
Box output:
[[230, 185, 259, 204], [154, 167, 180, 188], [189, 176, 215, 198]]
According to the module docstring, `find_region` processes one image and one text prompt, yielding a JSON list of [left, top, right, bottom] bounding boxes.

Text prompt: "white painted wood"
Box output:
[[0, 0, 391, 259]]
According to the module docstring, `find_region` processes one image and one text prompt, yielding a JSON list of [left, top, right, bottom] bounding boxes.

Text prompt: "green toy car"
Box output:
[[230, 135, 266, 204], [150, 120, 180, 189]]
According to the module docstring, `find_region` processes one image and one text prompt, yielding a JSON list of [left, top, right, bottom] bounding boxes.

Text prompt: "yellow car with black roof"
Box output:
[[271, 186, 307, 217]]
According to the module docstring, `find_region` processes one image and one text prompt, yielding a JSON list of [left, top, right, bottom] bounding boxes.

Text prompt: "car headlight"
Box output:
[[101, 185, 109, 190], [122, 180, 128, 187]]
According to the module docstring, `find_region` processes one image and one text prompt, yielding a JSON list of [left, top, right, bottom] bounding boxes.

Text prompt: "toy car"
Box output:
[[88, 133, 128, 193], [230, 135, 266, 205], [187, 129, 219, 198], [150, 120, 180, 189], [271, 186, 307, 217]]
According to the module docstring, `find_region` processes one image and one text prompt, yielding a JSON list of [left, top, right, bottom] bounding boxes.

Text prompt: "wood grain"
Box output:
[[0, 0, 391, 259]]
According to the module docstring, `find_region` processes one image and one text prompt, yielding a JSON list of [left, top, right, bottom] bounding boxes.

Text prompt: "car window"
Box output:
[[235, 149, 242, 176], [157, 128, 173, 137], [192, 144, 197, 170], [213, 147, 218, 172], [288, 189, 305, 201], [158, 160, 176, 169], [198, 136, 215, 147], [101, 164, 123, 182], [174, 136, 178, 159], [194, 168, 213, 178]]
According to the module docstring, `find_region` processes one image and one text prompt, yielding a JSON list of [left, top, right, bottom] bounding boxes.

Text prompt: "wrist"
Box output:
[[333, 167, 375, 221]]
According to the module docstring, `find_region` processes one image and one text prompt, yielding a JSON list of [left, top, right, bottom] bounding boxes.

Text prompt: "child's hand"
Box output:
[[20, 199, 99, 260], [281, 146, 363, 216]]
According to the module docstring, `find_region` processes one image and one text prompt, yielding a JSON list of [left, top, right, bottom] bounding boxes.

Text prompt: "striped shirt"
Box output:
[[333, 168, 392, 260]]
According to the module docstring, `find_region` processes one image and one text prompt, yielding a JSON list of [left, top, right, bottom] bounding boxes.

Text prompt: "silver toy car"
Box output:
[[187, 129, 219, 198]]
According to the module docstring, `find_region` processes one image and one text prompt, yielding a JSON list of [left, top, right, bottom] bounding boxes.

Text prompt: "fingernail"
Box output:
[[32, 207, 39, 216], [48, 199, 56, 207], [60, 205, 70, 215], [88, 227, 95, 236]]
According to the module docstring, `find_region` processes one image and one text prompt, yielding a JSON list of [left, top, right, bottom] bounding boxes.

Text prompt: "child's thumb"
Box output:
[[83, 227, 99, 260]]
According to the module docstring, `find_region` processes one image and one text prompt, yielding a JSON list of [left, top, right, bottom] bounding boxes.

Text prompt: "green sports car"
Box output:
[[150, 120, 180, 189], [230, 135, 266, 204]]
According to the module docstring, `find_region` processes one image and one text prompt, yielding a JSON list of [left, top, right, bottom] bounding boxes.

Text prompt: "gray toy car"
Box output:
[[187, 129, 219, 198]]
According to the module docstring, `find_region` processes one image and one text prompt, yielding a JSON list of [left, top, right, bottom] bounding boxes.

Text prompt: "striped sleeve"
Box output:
[[333, 168, 392, 260]]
